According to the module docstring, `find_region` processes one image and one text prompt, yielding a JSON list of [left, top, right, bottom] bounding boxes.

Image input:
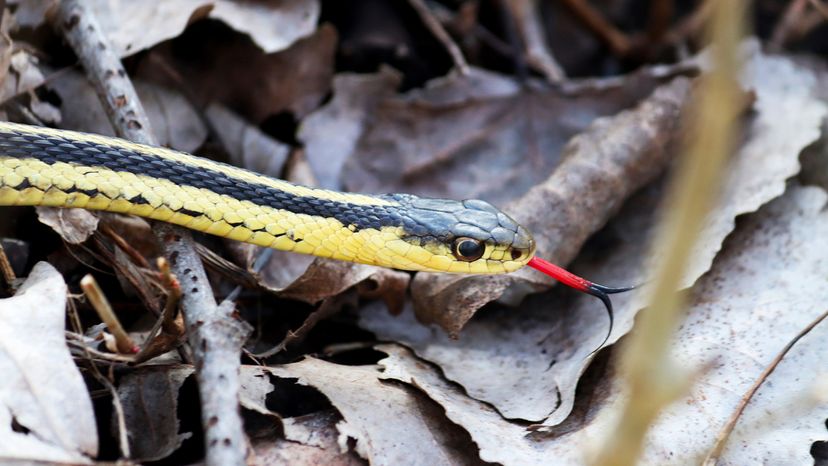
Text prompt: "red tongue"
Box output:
[[527, 256, 591, 292], [526, 256, 636, 352]]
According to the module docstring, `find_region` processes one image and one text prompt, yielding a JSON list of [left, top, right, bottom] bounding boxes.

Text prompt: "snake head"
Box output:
[[386, 194, 536, 274]]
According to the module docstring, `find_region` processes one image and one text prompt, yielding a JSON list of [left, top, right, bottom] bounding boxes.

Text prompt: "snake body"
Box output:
[[0, 122, 536, 274]]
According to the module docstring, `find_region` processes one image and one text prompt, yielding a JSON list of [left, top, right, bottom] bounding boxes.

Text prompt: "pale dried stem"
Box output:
[[80, 274, 138, 354], [590, 0, 746, 465], [51, 2, 251, 464], [703, 307, 828, 465]]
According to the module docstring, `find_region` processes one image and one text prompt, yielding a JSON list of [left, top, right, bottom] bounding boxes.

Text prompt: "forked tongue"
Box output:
[[527, 256, 635, 352]]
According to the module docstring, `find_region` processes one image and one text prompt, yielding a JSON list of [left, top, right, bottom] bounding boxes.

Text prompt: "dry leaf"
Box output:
[[380, 178, 828, 461], [117, 366, 194, 461], [36, 207, 99, 244], [250, 410, 365, 466], [360, 47, 827, 426], [0, 262, 97, 463], [340, 66, 677, 205], [378, 184, 828, 465], [205, 103, 291, 177], [48, 71, 207, 153], [299, 67, 402, 190], [89, 0, 320, 57], [260, 360, 485, 466], [144, 23, 336, 123]]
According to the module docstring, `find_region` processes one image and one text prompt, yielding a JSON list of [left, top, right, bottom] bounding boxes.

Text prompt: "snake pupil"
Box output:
[[454, 238, 484, 262]]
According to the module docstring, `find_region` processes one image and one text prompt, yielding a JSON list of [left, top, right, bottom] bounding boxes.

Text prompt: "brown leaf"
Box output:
[[300, 67, 403, 190], [341, 66, 682, 205], [48, 71, 207, 153], [257, 255, 410, 308], [117, 366, 194, 461], [144, 23, 337, 123]]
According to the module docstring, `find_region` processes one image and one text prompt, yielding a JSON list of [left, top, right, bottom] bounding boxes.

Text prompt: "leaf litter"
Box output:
[[2, 2, 828, 464], [359, 45, 826, 428], [0, 263, 97, 463]]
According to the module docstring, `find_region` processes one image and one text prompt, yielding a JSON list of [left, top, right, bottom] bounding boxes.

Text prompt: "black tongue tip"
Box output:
[[585, 283, 636, 355], [589, 283, 636, 295]]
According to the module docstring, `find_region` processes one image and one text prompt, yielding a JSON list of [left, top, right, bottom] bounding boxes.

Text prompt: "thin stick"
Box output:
[[51, 2, 251, 464], [505, 0, 565, 83], [807, 0, 828, 19], [133, 257, 186, 363], [99, 223, 151, 269], [559, 0, 632, 56], [702, 307, 828, 465], [408, 0, 470, 74], [0, 241, 16, 288], [80, 274, 139, 354], [769, 0, 809, 51]]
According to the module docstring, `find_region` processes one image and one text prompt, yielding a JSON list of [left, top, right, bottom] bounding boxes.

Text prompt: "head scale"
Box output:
[[386, 194, 536, 274]]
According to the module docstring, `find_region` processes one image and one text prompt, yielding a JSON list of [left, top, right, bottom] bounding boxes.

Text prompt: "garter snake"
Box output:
[[0, 121, 631, 343]]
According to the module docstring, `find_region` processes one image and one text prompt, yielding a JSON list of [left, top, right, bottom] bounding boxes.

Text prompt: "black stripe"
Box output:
[[0, 128, 412, 232]]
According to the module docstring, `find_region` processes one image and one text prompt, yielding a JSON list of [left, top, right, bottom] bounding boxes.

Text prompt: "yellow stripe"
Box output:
[[0, 122, 394, 207], [0, 156, 490, 271]]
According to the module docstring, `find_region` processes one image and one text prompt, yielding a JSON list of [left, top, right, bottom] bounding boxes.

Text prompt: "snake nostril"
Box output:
[[510, 249, 522, 261]]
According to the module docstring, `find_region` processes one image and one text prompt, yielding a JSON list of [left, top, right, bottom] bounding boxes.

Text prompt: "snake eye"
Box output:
[[453, 237, 484, 262]]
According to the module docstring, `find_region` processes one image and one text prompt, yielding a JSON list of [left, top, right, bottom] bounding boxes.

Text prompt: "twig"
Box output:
[[559, 0, 632, 56], [99, 222, 151, 269], [664, 0, 715, 47], [769, 0, 809, 51], [252, 290, 358, 358], [91, 234, 162, 314], [0, 241, 16, 289], [591, 0, 746, 464], [702, 307, 828, 465], [808, 0, 828, 19], [408, 0, 469, 75], [133, 258, 186, 363], [504, 0, 565, 83], [50, 2, 251, 465], [81, 274, 139, 354], [646, 0, 674, 46]]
